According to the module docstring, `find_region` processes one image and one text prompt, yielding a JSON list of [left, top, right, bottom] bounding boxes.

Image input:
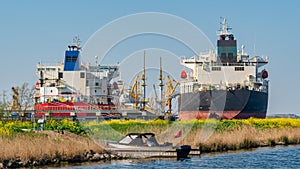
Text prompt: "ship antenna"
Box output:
[[95, 56, 98, 65], [254, 34, 256, 57], [73, 36, 81, 50], [218, 17, 232, 36]]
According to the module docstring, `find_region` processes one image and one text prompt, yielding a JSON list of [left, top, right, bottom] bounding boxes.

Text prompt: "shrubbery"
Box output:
[[0, 119, 86, 136], [1, 118, 300, 137]]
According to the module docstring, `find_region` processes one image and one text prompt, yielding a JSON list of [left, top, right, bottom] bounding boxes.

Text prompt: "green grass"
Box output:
[[0, 118, 300, 159], [80, 118, 300, 141]]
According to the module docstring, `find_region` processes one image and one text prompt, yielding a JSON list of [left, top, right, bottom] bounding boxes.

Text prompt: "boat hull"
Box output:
[[108, 143, 173, 149], [178, 89, 268, 120], [108, 146, 194, 159]]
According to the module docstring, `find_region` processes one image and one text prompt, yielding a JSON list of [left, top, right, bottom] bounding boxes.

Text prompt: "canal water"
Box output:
[[55, 146, 300, 169]]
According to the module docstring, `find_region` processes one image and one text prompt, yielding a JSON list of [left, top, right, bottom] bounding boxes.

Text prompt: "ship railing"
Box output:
[[210, 62, 257, 67], [180, 59, 259, 67], [39, 105, 117, 111], [183, 82, 268, 93]]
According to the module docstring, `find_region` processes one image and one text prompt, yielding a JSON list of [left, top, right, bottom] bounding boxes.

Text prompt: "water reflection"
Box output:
[[53, 146, 300, 169]]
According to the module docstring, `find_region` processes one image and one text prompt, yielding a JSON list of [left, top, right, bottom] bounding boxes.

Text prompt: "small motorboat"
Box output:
[[108, 133, 172, 148], [107, 133, 193, 159]]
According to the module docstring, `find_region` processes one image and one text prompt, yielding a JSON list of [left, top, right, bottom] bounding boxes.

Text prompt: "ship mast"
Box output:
[[217, 17, 232, 37], [72, 36, 81, 50], [158, 57, 164, 115], [141, 50, 147, 110]]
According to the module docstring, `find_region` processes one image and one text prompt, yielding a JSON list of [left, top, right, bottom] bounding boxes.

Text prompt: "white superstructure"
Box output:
[[180, 18, 269, 94], [35, 37, 120, 104]]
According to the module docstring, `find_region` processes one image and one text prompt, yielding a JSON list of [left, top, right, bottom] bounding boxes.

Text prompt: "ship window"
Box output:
[[95, 82, 99, 86], [58, 72, 63, 79], [37, 68, 44, 71], [221, 53, 226, 59], [46, 68, 56, 71], [66, 56, 71, 62], [212, 67, 221, 71], [235, 67, 244, 71], [72, 56, 77, 62], [228, 53, 234, 59], [80, 72, 85, 78]]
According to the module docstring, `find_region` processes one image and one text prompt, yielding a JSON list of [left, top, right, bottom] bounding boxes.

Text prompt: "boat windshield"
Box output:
[[119, 135, 138, 144]]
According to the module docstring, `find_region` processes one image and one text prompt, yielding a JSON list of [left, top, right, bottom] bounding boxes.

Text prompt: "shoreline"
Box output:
[[1, 118, 300, 168], [0, 130, 130, 168], [0, 150, 127, 168], [2, 143, 300, 168]]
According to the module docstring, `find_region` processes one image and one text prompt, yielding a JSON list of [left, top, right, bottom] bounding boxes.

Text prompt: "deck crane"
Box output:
[[128, 75, 140, 109], [165, 75, 179, 119], [10, 87, 21, 111], [150, 84, 162, 115], [153, 84, 158, 101], [118, 82, 125, 97]]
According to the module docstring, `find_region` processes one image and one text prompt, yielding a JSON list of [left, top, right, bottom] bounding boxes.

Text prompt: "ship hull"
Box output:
[[33, 102, 157, 120], [34, 102, 120, 117], [178, 89, 268, 120]]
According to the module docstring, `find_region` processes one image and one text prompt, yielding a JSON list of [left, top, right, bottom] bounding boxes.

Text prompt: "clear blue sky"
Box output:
[[0, 0, 299, 115]]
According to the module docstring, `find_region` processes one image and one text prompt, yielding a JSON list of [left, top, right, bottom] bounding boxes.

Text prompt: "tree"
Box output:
[[17, 83, 35, 114], [0, 90, 9, 118], [6, 83, 35, 117], [0, 100, 5, 118]]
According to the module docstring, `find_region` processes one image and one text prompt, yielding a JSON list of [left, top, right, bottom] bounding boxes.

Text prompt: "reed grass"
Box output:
[[0, 131, 103, 162], [180, 126, 300, 152], [83, 118, 300, 151], [1, 118, 300, 162]]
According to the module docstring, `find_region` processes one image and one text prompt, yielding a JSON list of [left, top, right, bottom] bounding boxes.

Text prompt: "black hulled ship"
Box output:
[[178, 18, 269, 119]]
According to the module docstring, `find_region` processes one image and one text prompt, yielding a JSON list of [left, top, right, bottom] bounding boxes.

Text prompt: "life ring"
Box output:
[[262, 70, 268, 79]]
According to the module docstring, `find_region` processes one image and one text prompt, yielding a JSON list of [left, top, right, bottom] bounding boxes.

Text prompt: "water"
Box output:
[[55, 146, 300, 169]]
